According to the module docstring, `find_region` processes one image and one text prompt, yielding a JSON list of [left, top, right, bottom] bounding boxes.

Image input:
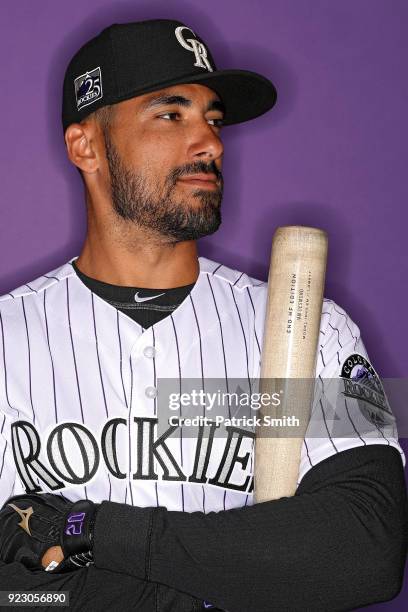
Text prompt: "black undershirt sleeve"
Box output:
[[93, 444, 408, 612], [0, 445, 406, 611]]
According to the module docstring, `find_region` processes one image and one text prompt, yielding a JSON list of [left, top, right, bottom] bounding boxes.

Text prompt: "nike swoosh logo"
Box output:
[[134, 291, 166, 303]]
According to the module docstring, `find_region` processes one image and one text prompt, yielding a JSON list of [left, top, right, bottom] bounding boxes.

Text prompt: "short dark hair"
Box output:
[[90, 104, 114, 133]]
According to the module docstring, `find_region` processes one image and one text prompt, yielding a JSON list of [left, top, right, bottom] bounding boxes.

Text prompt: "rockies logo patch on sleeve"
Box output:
[[340, 353, 393, 428]]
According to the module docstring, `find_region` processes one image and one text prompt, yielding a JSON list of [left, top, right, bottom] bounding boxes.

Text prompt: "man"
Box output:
[[0, 19, 406, 612]]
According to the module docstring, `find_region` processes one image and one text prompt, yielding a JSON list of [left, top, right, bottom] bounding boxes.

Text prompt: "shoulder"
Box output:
[[198, 256, 267, 292], [0, 258, 77, 317], [198, 257, 269, 322], [198, 258, 363, 336]]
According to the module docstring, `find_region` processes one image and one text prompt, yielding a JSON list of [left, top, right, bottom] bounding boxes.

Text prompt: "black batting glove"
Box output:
[[0, 492, 99, 573]]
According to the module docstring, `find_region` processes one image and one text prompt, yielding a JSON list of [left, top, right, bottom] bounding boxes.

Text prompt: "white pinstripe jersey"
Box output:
[[0, 256, 405, 511]]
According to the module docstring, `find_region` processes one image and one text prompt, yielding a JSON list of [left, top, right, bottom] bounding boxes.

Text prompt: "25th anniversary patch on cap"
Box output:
[[74, 67, 103, 111]]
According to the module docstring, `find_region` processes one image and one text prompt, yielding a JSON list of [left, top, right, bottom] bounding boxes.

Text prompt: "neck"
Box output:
[[75, 206, 199, 289]]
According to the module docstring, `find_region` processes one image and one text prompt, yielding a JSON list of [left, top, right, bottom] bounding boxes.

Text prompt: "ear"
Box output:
[[64, 121, 100, 174]]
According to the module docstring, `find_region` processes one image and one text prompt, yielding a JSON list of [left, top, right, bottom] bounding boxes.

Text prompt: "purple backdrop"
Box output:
[[1, 1, 406, 608]]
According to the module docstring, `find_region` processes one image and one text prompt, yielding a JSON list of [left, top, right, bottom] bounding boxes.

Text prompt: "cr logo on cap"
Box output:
[[175, 26, 213, 72]]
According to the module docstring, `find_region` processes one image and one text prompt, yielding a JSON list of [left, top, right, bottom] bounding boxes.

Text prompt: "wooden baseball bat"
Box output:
[[254, 226, 328, 502]]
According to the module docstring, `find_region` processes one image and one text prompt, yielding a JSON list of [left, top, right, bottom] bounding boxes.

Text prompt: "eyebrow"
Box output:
[[141, 94, 226, 116]]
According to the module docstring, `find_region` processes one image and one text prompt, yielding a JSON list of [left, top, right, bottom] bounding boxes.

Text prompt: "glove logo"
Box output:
[[8, 503, 34, 536]]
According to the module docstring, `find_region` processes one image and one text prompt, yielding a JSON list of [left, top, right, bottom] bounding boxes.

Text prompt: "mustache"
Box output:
[[168, 161, 223, 185]]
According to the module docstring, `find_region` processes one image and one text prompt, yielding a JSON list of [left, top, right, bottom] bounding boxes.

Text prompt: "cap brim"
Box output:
[[112, 69, 277, 126], [167, 69, 277, 125]]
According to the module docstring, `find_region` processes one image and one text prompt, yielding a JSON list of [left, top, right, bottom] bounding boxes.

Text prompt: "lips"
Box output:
[[177, 174, 219, 190], [178, 173, 218, 184]]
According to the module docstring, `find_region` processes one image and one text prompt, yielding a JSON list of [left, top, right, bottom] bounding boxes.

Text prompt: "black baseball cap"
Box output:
[[62, 19, 277, 131]]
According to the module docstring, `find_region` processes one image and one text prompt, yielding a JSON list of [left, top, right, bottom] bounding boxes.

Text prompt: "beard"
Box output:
[[104, 131, 223, 242]]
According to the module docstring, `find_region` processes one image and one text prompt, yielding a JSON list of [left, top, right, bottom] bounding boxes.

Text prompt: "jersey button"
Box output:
[[145, 386, 158, 399], [143, 346, 156, 359]]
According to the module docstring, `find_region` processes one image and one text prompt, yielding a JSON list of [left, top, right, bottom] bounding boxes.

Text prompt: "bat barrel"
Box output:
[[254, 225, 328, 502]]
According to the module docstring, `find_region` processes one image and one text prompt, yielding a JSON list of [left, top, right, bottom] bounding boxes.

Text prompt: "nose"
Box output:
[[188, 119, 224, 163]]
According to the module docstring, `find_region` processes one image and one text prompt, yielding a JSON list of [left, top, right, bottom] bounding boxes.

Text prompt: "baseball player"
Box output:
[[0, 19, 406, 612]]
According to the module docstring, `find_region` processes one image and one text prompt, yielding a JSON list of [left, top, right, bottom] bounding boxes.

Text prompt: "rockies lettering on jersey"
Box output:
[[0, 256, 405, 510]]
